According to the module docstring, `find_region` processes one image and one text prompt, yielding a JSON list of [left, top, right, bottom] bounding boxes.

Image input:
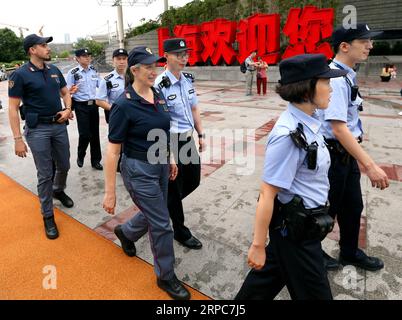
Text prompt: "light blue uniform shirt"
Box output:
[[317, 59, 363, 139], [96, 70, 125, 105], [155, 69, 198, 134], [262, 104, 331, 209], [66, 65, 100, 101]]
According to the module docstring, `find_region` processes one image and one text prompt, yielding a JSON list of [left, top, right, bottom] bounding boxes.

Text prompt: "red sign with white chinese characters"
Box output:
[[158, 6, 334, 65]]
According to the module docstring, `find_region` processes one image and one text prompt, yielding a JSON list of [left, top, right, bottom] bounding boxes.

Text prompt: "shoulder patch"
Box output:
[[183, 72, 195, 83], [71, 67, 79, 75], [8, 80, 15, 89]]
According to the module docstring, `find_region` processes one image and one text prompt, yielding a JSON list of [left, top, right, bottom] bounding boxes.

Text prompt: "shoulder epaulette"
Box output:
[[183, 72, 195, 83], [104, 73, 114, 81], [90, 65, 97, 72]]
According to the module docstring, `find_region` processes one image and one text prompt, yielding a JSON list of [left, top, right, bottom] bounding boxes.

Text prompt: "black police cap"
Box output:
[[128, 46, 166, 67], [23, 34, 53, 53], [113, 48, 128, 58], [279, 54, 348, 85], [332, 23, 383, 48], [75, 48, 91, 57], [163, 38, 190, 53]]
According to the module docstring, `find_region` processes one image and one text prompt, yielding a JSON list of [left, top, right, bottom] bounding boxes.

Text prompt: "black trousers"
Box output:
[[327, 151, 364, 258], [235, 202, 333, 300], [168, 134, 201, 242], [73, 102, 102, 164]]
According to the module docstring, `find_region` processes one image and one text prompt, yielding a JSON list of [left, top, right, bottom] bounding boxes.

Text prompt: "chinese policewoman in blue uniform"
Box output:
[[102, 46, 191, 300], [235, 54, 347, 300]]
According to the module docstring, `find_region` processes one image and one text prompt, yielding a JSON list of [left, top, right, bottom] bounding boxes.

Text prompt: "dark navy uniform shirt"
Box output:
[[108, 85, 171, 156], [8, 62, 67, 116]]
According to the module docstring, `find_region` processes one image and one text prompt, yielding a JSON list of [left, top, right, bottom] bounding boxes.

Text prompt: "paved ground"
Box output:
[[0, 75, 401, 300]]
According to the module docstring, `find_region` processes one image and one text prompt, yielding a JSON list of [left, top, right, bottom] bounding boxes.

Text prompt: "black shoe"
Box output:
[[176, 236, 203, 250], [53, 191, 74, 208], [157, 275, 191, 300], [43, 216, 59, 240], [92, 163, 103, 171], [340, 249, 384, 271], [114, 225, 136, 257], [323, 250, 340, 270], [77, 158, 84, 168]]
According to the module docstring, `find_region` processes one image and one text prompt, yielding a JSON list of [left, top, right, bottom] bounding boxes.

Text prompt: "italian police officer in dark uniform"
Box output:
[[235, 54, 347, 300], [155, 38, 206, 250], [317, 24, 389, 271], [103, 46, 190, 300], [67, 49, 103, 170], [8, 34, 74, 240]]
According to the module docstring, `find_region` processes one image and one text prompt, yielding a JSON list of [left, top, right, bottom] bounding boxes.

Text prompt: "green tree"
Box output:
[[73, 38, 105, 58], [0, 28, 26, 63]]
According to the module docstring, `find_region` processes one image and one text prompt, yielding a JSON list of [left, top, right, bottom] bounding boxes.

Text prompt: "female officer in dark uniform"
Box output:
[[235, 54, 347, 300], [102, 47, 190, 300]]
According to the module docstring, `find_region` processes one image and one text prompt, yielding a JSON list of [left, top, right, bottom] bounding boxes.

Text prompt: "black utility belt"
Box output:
[[274, 196, 334, 242], [25, 113, 66, 128], [325, 137, 361, 165], [73, 99, 96, 106], [124, 148, 170, 163]]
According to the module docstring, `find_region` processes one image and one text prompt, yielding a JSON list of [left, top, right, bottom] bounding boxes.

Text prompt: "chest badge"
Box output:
[[167, 94, 177, 101]]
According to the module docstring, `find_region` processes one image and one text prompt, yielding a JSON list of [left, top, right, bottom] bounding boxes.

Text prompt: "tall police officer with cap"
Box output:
[[8, 34, 74, 240], [103, 46, 190, 300], [155, 38, 205, 250], [67, 48, 103, 171], [236, 54, 348, 300], [317, 24, 389, 271]]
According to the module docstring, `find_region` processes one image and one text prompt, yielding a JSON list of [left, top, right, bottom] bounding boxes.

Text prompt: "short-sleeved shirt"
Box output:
[[8, 62, 66, 116], [245, 55, 256, 71], [108, 85, 171, 157], [317, 59, 363, 139], [262, 104, 331, 209], [96, 69, 125, 105], [66, 65, 99, 101], [155, 69, 198, 134]]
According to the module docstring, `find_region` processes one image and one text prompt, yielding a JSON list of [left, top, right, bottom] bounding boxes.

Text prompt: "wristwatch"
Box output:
[[198, 133, 206, 139]]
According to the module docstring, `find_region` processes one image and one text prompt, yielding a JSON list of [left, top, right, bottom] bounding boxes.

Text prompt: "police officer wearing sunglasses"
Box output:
[[103, 46, 190, 300], [236, 54, 347, 300]]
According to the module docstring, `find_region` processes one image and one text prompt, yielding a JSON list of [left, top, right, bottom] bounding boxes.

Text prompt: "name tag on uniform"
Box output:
[[51, 74, 59, 78], [167, 94, 177, 101], [88, 100, 94, 106]]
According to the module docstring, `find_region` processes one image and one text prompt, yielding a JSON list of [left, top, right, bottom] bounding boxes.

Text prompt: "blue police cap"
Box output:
[[332, 23, 383, 48], [128, 46, 166, 67], [279, 54, 348, 85], [23, 34, 53, 53], [75, 48, 91, 57], [163, 38, 189, 53], [113, 48, 128, 58]]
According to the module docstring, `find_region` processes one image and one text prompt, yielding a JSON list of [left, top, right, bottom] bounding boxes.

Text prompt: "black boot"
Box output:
[[114, 225, 136, 257], [157, 275, 191, 300], [43, 216, 59, 240], [53, 191, 74, 208]]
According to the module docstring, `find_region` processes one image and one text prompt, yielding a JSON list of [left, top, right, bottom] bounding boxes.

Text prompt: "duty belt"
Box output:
[[73, 99, 96, 106], [124, 148, 170, 163], [38, 114, 61, 124], [325, 137, 362, 165]]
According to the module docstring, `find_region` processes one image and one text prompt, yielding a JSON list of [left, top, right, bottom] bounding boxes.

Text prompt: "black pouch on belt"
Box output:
[[280, 196, 334, 242], [25, 113, 39, 129]]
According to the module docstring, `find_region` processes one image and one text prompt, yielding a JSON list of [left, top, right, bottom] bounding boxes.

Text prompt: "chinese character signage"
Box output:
[[157, 6, 334, 65]]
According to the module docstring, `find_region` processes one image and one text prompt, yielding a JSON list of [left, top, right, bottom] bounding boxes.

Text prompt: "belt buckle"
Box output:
[[88, 100, 94, 106]]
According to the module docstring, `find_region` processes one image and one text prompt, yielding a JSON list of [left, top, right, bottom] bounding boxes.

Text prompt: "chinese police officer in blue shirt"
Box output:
[[8, 34, 74, 240], [96, 48, 128, 172], [155, 38, 205, 250], [317, 24, 389, 271], [235, 54, 348, 300], [103, 46, 190, 300], [67, 48, 103, 171]]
